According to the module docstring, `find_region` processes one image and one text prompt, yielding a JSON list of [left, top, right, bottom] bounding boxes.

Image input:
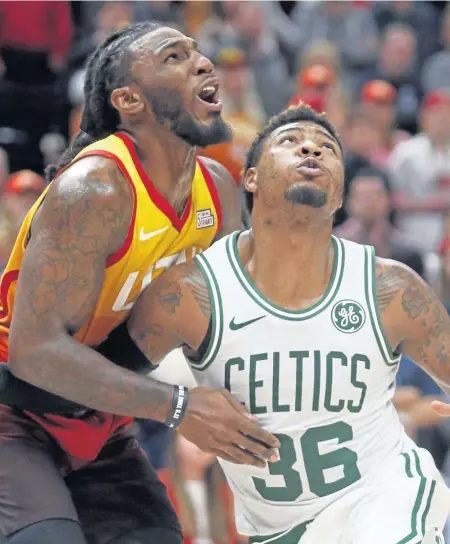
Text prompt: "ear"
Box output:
[[110, 86, 145, 116], [244, 167, 258, 194]]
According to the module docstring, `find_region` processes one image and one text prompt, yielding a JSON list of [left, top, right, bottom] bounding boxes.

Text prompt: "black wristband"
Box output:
[[165, 385, 189, 429]]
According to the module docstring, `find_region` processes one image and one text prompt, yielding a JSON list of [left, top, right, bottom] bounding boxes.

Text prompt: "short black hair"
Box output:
[[46, 21, 163, 182], [243, 104, 342, 213]]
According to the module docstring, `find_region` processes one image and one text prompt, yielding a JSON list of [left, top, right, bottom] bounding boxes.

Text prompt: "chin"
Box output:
[[284, 184, 327, 208], [174, 113, 232, 148]]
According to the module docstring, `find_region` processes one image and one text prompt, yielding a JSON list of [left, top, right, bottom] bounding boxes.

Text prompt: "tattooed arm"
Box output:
[[8, 156, 176, 421], [200, 157, 244, 239], [128, 261, 211, 363], [376, 258, 450, 394], [127, 260, 280, 465]]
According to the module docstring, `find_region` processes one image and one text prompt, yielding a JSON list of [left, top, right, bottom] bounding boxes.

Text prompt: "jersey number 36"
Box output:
[[253, 421, 361, 501]]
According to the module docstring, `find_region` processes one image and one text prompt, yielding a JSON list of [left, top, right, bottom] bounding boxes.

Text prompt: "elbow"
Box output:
[[8, 341, 32, 381], [8, 329, 47, 383]]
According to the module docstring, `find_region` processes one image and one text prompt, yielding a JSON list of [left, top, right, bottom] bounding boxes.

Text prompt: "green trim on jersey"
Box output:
[[396, 450, 436, 544], [189, 253, 223, 371], [249, 519, 312, 544], [364, 245, 401, 367], [226, 232, 345, 321]]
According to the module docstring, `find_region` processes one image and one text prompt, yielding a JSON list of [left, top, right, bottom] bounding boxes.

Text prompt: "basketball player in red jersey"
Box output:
[[0, 22, 279, 544]]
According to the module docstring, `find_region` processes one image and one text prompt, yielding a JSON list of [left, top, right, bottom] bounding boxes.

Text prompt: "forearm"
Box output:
[[9, 334, 175, 421]]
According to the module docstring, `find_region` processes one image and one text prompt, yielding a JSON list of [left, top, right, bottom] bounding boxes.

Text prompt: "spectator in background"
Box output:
[[67, 1, 132, 74], [0, 1, 73, 173], [389, 90, 450, 253], [296, 40, 342, 78], [421, 4, 450, 94], [200, 37, 264, 183], [0, 0, 72, 79], [0, 170, 45, 271], [159, 436, 245, 544], [334, 107, 383, 226], [374, 0, 439, 65], [366, 23, 421, 134], [360, 80, 410, 169], [289, 64, 348, 130], [66, 2, 135, 141], [198, 1, 290, 117], [134, 0, 182, 30], [334, 166, 424, 275], [264, 1, 379, 98]]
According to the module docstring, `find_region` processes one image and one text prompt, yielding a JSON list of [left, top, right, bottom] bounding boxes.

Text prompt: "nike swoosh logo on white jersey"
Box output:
[[139, 226, 169, 241]]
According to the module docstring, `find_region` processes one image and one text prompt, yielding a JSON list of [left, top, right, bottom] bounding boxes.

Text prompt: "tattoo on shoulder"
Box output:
[[180, 266, 211, 318], [158, 282, 182, 314], [376, 261, 435, 318], [152, 264, 211, 318], [24, 159, 132, 328], [401, 284, 430, 320], [375, 263, 409, 311]]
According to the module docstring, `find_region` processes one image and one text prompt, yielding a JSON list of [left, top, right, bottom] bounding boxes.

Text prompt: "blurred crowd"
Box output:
[[3, 1, 450, 542]]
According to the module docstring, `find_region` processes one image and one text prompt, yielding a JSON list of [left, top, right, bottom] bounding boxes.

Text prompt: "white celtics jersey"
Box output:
[[191, 231, 409, 537]]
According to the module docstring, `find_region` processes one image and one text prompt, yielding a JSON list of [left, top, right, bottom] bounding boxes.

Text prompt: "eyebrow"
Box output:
[[155, 38, 198, 55], [275, 126, 339, 146]]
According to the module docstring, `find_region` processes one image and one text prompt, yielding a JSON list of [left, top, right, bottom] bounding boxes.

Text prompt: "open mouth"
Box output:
[[197, 83, 222, 113], [296, 157, 323, 176]]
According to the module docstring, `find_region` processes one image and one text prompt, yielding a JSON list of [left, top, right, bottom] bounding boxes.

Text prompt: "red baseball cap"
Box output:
[[361, 80, 397, 104], [422, 90, 450, 111], [299, 64, 335, 90], [3, 170, 46, 195]]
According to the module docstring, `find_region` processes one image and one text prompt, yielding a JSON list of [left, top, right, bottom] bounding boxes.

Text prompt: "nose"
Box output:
[[298, 140, 322, 158], [194, 51, 214, 75]]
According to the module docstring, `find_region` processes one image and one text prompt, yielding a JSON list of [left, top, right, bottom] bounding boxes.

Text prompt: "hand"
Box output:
[[178, 386, 280, 468], [431, 399, 450, 417], [230, 3, 264, 39]]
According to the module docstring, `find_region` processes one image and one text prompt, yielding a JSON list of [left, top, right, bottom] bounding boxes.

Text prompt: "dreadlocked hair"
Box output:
[[46, 21, 163, 182]]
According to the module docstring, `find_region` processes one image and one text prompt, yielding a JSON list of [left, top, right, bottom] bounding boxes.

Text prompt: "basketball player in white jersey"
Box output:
[[126, 105, 450, 543]]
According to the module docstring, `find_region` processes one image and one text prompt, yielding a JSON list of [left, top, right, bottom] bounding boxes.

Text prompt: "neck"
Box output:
[[248, 206, 334, 310], [121, 123, 197, 207]]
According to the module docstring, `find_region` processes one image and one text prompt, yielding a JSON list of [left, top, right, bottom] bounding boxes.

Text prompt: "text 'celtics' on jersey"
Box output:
[[189, 232, 408, 537]]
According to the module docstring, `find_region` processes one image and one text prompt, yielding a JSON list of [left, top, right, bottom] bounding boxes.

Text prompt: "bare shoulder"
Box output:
[[53, 155, 131, 199], [374, 259, 450, 382], [375, 256, 433, 317], [198, 157, 243, 237], [10, 157, 136, 351], [374, 256, 447, 351], [33, 155, 133, 255], [128, 259, 212, 362]]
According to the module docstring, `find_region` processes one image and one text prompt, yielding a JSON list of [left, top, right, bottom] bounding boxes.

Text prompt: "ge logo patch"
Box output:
[[332, 300, 366, 334]]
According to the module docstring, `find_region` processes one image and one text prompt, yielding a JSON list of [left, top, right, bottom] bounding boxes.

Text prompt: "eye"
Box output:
[[165, 52, 180, 63], [322, 142, 335, 151], [280, 135, 297, 144]]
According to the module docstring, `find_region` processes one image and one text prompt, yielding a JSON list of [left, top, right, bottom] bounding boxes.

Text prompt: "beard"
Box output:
[[144, 86, 232, 147], [284, 184, 327, 208]]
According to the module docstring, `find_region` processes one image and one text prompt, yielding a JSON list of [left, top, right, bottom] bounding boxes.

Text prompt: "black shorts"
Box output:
[[0, 406, 181, 543]]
